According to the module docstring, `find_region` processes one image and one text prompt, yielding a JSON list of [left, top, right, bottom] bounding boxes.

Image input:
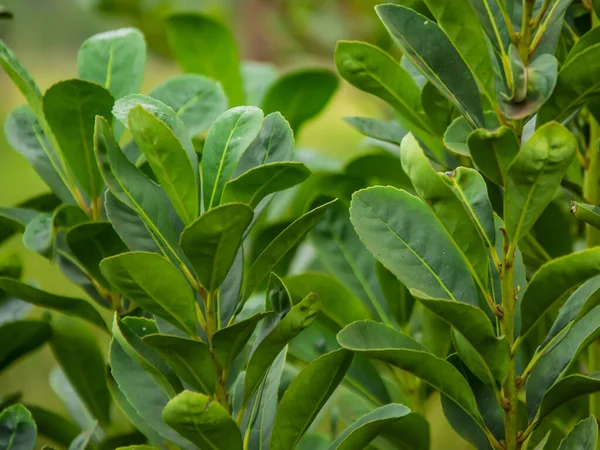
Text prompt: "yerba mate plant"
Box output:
[[333, 1, 600, 449], [0, 14, 351, 450]]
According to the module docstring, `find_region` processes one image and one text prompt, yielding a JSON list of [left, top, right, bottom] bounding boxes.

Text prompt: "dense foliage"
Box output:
[[2, 1, 600, 449]]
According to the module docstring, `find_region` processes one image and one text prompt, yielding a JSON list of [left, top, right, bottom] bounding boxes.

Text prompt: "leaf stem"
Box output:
[[520, 0, 536, 62]]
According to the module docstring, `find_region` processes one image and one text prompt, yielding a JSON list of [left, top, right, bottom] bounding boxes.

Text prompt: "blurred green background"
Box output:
[[0, 0, 462, 446]]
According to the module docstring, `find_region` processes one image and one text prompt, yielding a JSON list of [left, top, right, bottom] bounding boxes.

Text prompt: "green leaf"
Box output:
[[180, 203, 253, 292], [538, 372, 600, 423], [202, 107, 264, 210], [244, 293, 320, 404], [211, 312, 270, 369], [0, 405, 36, 450], [165, 13, 244, 106], [77, 28, 146, 100], [557, 417, 597, 450], [43, 80, 114, 201], [343, 116, 407, 145], [50, 315, 110, 426], [284, 273, 373, 328], [261, 69, 338, 133], [243, 199, 336, 301], [329, 404, 427, 450], [108, 338, 194, 449], [443, 111, 499, 156], [467, 126, 519, 186], [421, 81, 455, 136], [0, 320, 51, 372], [566, 27, 600, 63], [48, 367, 96, 433], [25, 405, 79, 447], [0, 278, 106, 330], [233, 112, 294, 178], [375, 262, 416, 327], [4, 106, 72, 202], [527, 306, 600, 419], [100, 252, 198, 337], [223, 162, 311, 208], [421, 0, 495, 101], [162, 391, 242, 449], [310, 202, 389, 321], [22, 213, 53, 258], [572, 202, 600, 230], [334, 41, 441, 156], [150, 74, 228, 136], [337, 320, 482, 425], [270, 349, 354, 450], [465, 0, 510, 51], [376, 4, 485, 128], [350, 186, 479, 303], [539, 43, 600, 123], [128, 105, 198, 224], [241, 61, 278, 106], [414, 292, 509, 385], [68, 429, 93, 450], [142, 334, 215, 394], [519, 248, 600, 338], [504, 122, 577, 244], [344, 152, 412, 191], [66, 222, 128, 289], [0, 208, 39, 246]]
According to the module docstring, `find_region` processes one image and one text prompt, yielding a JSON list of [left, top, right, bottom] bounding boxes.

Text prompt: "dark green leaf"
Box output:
[[556, 416, 597, 450], [443, 112, 499, 156], [166, 13, 244, 106], [270, 349, 354, 450], [0, 405, 36, 450], [22, 213, 53, 258], [212, 312, 270, 369], [504, 122, 576, 244], [343, 117, 407, 144], [162, 390, 242, 449], [142, 334, 215, 394], [25, 405, 79, 447], [375, 262, 416, 326], [180, 203, 253, 292], [0, 208, 39, 246], [43, 80, 114, 201], [467, 126, 519, 186], [50, 315, 110, 426], [150, 74, 228, 136], [100, 252, 198, 337], [261, 69, 338, 133], [376, 4, 485, 128], [202, 107, 264, 209], [0, 278, 106, 330], [0, 321, 51, 371], [538, 372, 600, 423], [344, 152, 412, 191], [77, 28, 146, 100]]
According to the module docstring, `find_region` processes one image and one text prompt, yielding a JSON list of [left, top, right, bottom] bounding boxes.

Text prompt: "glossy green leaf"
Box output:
[[77, 28, 146, 100], [284, 273, 373, 328], [414, 292, 509, 385], [376, 4, 485, 128], [180, 203, 253, 292], [0, 278, 106, 330], [202, 106, 264, 209], [244, 293, 320, 404], [0, 320, 51, 371], [519, 248, 600, 338], [329, 404, 427, 450], [22, 213, 53, 258], [527, 306, 600, 418], [142, 334, 215, 394], [100, 252, 198, 336], [343, 116, 406, 144], [233, 112, 294, 178], [261, 69, 338, 133], [50, 315, 110, 425], [556, 416, 597, 450], [270, 349, 354, 450], [4, 106, 72, 202], [243, 199, 335, 300], [223, 162, 310, 208], [162, 390, 242, 449], [572, 202, 600, 230], [338, 321, 482, 427], [43, 80, 114, 200], [166, 13, 244, 106], [467, 126, 519, 186], [421, 0, 495, 100], [0, 405, 36, 450], [538, 372, 600, 423], [350, 186, 479, 303], [334, 41, 441, 155], [504, 122, 577, 244], [128, 105, 198, 224], [150, 74, 228, 136], [443, 111, 499, 156], [539, 43, 600, 123], [212, 312, 270, 369], [217, 247, 244, 327]]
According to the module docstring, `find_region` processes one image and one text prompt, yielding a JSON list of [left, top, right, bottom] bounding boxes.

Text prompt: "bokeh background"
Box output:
[[0, 0, 464, 447]]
